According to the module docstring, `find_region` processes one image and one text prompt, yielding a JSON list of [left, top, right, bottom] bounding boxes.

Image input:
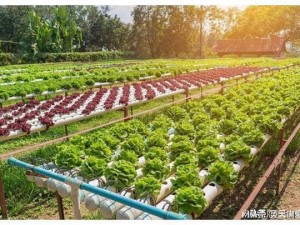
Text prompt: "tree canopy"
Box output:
[[0, 5, 299, 57]]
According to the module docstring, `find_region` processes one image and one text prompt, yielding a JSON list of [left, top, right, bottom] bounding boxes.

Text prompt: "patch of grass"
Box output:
[[82, 211, 103, 220]]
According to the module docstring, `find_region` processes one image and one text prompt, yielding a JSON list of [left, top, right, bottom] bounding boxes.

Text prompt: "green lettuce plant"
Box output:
[[224, 139, 251, 162], [54, 144, 84, 169], [142, 158, 170, 180], [171, 165, 202, 190], [207, 161, 238, 189], [134, 176, 161, 199], [104, 160, 137, 191], [173, 186, 207, 215], [79, 156, 107, 180]]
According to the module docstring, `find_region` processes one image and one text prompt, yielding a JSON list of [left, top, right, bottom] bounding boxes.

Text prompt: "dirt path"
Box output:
[[276, 152, 300, 212]]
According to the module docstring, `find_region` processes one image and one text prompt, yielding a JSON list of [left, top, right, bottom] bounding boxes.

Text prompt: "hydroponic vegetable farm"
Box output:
[[0, 66, 265, 141], [1, 57, 299, 220]]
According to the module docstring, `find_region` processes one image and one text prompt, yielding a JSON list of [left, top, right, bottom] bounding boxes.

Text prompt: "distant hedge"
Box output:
[[0, 53, 19, 65], [0, 51, 134, 65]]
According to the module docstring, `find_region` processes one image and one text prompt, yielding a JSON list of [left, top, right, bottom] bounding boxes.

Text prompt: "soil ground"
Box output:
[[201, 148, 300, 220]]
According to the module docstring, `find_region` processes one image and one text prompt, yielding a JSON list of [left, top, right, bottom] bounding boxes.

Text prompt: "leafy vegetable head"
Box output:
[[198, 146, 221, 168], [142, 158, 170, 180], [277, 105, 291, 117], [194, 123, 217, 144], [217, 119, 237, 135], [171, 165, 202, 190], [109, 122, 133, 140], [191, 113, 209, 128], [207, 160, 238, 189], [70, 135, 90, 149], [115, 150, 138, 167], [166, 106, 188, 121], [79, 156, 107, 180], [170, 139, 194, 160], [128, 119, 150, 136], [93, 131, 120, 149], [151, 115, 173, 131], [104, 160, 137, 191], [151, 128, 169, 141], [196, 136, 220, 150], [134, 175, 161, 199], [147, 133, 168, 149], [145, 147, 169, 162], [173, 153, 197, 171], [84, 142, 112, 161], [175, 121, 195, 140], [185, 101, 203, 113], [173, 186, 207, 215], [171, 135, 190, 143], [54, 144, 84, 169], [240, 129, 265, 146], [121, 134, 145, 156], [209, 107, 226, 120], [224, 140, 251, 162], [258, 113, 283, 134]]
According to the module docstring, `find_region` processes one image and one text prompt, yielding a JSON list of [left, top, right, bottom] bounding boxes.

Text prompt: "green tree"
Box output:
[[28, 6, 82, 53], [226, 6, 300, 41], [0, 6, 32, 42]]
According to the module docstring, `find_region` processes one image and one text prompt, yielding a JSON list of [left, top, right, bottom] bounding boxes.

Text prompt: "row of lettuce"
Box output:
[[1, 57, 299, 74], [47, 68, 300, 216], [0, 58, 299, 101], [1, 57, 299, 80], [0, 63, 202, 100]]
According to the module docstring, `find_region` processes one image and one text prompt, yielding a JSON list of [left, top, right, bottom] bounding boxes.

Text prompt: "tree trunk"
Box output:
[[199, 6, 204, 58]]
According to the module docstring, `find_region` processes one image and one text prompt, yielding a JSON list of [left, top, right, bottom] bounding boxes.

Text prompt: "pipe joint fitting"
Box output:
[[65, 177, 84, 189]]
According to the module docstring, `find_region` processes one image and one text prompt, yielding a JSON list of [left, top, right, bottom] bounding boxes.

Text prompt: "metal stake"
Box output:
[[124, 107, 130, 122], [130, 106, 133, 116], [185, 89, 189, 103], [64, 124, 69, 138], [56, 192, 65, 220], [0, 173, 8, 219]]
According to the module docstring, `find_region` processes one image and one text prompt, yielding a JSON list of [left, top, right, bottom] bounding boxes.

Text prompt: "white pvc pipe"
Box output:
[[85, 193, 106, 211], [99, 190, 133, 219], [203, 181, 223, 204], [155, 177, 174, 202], [34, 177, 48, 188], [136, 194, 176, 220], [84, 186, 116, 211], [57, 182, 71, 197], [116, 198, 152, 220], [70, 186, 82, 219]]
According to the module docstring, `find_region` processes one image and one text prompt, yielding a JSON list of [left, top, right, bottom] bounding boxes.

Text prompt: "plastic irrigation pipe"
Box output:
[[7, 157, 187, 220]]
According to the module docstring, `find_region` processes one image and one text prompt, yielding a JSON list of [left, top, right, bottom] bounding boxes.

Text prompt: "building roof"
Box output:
[[213, 37, 286, 54]]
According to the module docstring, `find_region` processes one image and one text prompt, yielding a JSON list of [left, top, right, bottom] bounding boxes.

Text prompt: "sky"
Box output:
[[108, 5, 135, 24], [107, 5, 248, 24]]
